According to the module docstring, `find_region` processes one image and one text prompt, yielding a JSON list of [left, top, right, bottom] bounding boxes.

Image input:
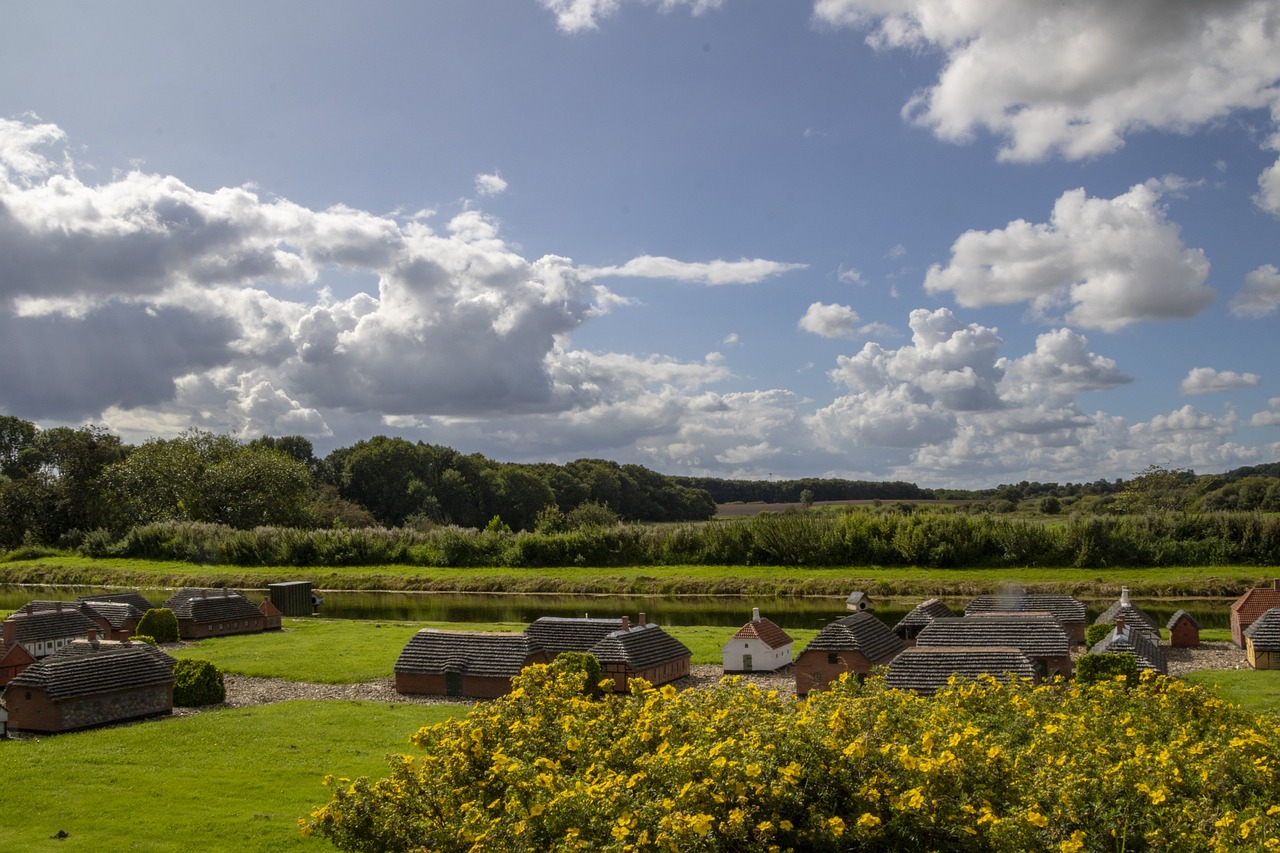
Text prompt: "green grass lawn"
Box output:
[[1185, 669, 1280, 713], [0, 700, 463, 853]]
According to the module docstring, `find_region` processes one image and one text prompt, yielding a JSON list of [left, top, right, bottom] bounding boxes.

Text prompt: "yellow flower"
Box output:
[[857, 813, 881, 829], [828, 816, 846, 837]]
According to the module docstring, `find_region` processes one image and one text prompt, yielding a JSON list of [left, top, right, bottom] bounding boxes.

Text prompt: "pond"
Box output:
[[0, 584, 1236, 631]]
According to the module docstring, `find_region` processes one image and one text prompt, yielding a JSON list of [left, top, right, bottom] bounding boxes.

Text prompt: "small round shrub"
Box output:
[[1075, 652, 1140, 685], [1085, 622, 1114, 648], [549, 651, 606, 695], [136, 607, 180, 643], [173, 658, 226, 706], [130, 634, 158, 646]]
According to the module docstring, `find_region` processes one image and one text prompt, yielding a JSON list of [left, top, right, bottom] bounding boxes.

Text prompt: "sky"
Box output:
[[2, 0, 1280, 489]]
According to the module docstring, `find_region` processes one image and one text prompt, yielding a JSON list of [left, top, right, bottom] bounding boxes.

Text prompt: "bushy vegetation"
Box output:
[[1084, 623, 1113, 648], [173, 658, 226, 706], [307, 666, 1280, 852], [1074, 652, 1139, 685], [135, 607, 179, 643], [38, 506, 1280, 569]]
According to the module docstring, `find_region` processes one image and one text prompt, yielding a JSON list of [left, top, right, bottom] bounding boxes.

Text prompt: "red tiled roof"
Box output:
[[730, 616, 792, 649], [1232, 587, 1280, 622]]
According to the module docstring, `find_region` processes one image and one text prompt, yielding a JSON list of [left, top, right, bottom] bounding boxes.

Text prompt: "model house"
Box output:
[[524, 616, 625, 657], [1094, 587, 1161, 643], [161, 589, 268, 639], [1089, 618, 1168, 674], [1243, 608, 1280, 670], [893, 598, 954, 645], [1230, 580, 1280, 648], [795, 612, 904, 696], [722, 608, 793, 673], [2, 635, 175, 734], [915, 615, 1073, 680], [886, 646, 1037, 695], [1166, 610, 1200, 647], [395, 629, 552, 698], [1, 605, 101, 660], [965, 591, 1088, 644], [589, 616, 691, 692]]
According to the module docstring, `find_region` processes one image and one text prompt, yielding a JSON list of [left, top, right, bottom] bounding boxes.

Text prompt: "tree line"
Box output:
[[0, 416, 717, 550]]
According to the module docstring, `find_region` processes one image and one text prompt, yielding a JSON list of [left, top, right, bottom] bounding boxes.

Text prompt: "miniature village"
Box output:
[[3, 580, 1280, 736]]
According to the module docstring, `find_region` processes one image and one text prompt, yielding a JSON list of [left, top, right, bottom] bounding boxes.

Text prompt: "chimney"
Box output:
[[752, 607, 761, 622], [2, 618, 14, 644], [620, 615, 630, 632], [1273, 578, 1279, 591], [1115, 614, 1126, 635], [55, 601, 63, 613], [87, 628, 99, 648], [1120, 586, 1131, 607], [638, 612, 646, 627]]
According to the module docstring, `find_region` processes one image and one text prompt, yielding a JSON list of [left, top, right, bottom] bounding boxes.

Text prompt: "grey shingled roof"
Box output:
[[524, 617, 624, 655], [4, 639, 175, 701], [965, 593, 1086, 624], [894, 599, 954, 632], [395, 630, 546, 678], [887, 646, 1036, 695], [804, 612, 905, 664], [1094, 601, 1161, 641], [79, 591, 155, 613], [3, 608, 99, 645], [590, 624, 692, 670], [79, 600, 145, 629], [162, 589, 255, 621], [1089, 625, 1167, 673], [916, 615, 1070, 658], [1166, 609, 1200, 630], [1244, 608, 1280, 650]]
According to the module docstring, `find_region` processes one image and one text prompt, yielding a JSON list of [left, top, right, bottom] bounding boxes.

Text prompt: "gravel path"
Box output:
[[198, 643, 1247, 712]]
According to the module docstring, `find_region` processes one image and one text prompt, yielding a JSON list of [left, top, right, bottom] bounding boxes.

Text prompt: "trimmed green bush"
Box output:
[[549, 651, 606, 696], [173, 658, 226, 706], [130, 634, 158, 646], [136, 607, 180, 643], [1075, 652, 1139, 685], [1084, 622, 1113, 648]]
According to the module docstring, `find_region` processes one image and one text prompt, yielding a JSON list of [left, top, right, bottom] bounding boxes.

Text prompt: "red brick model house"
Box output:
[[77, 600, 146, 640], [965, 592, 1088, 644], [795, 612, 904, 696], [1094, 587, 1161, 643], [2, 604, 101, 659], [78, 591, 155, 614], [886, 646, 1037, 696], [1166, 610, 1201, 647], [589, 616, 692, 692], [915, 615, 1073, 680], [0, 638, 35, 687], [523, 616, 625, 657], [161, 589, 268, 639], [1231, 581, 1280, 648], [893, 598, 955, 645], [722, 608, 793, 673], [258, 598, 283, 631], [1244, 608, 1280, 670], [2, 636, 175, 734], [395, 630, 553, 698]]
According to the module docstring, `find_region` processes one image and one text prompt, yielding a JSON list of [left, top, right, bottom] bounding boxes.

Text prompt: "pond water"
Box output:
[[0, 584, 1235, 630]]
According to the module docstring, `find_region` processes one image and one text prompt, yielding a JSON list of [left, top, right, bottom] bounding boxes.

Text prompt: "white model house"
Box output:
[[722, 608, 794, 673]]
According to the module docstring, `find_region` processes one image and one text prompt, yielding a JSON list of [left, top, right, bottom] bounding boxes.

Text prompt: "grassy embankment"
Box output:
[[0, 554, 1273, 597], [0, 700, 463, 853]]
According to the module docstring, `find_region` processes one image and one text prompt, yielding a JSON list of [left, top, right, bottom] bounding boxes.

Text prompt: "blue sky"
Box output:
[[2, 0, 1279, 488]]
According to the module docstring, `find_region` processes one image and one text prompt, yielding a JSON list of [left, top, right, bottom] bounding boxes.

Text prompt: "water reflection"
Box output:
[[0, 584, 1234, 630]]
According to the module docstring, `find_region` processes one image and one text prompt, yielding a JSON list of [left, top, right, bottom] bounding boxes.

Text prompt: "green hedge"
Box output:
[[173, 658, 226, 706]]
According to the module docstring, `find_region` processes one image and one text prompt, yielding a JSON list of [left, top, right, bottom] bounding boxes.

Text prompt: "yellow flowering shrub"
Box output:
[[305, 667, 1280, 852]]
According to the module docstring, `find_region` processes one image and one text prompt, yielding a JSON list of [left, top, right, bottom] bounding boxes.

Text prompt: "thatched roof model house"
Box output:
[[722, 608, 793, 673], [1231, 580, 1280, 648], [161, 589, 269, 640], [78, 591, 155, 613], [77, 599, 146, 640], [1166, 610, 1201, 648], [1089, 620, 1168, 674], [590, 617, 692, 692], [2, 636, 175, 734], [1243, 608, 1280, 670], [395, 630, 553, 699], [886, 646, 1037, 696], [1094, 587, 1161, 643], [965, 592, 1088, 644], [795, 612, 904, 696], [523, 616, 625, 657], [915, 615, 1073, 679], [893, 598, 955, 645], [1, 604, 101, 660]]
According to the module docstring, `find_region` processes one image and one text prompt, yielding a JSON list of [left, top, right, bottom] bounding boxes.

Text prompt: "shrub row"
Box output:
[[306, 666, 1280, 852], [52, 509, 1280, 569]]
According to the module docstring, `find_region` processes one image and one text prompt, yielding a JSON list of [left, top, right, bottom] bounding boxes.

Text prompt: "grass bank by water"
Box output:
[[0, 555, 1272, 598]]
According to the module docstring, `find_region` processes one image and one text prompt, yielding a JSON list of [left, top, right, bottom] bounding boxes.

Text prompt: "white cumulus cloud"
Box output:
[[1180, 367, 1262, 395], [798, 302, 860, 338], [474, 171, 508, 196], [584, 255, 808, 285], [924, 182, 1213, 331], [1231, 264, 1280, 318]]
